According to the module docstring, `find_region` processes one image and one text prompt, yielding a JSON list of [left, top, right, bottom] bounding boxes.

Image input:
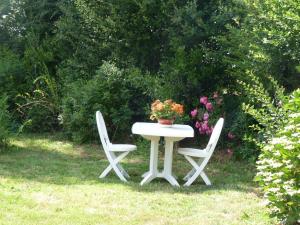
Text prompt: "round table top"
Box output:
[[132, 122, 194, 138]]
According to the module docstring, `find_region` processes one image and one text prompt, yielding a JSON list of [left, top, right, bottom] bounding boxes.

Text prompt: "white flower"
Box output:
[[273, 179, 282, 184], [268, 187, 280, 192], [271, 162, 282, 168]]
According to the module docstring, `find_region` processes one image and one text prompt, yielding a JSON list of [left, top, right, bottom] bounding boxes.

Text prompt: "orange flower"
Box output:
[[150, 99, 184, 120], [164, 99, 173, 105], [156, 102, 164, 111], [151, 100, 161, 111], [172, 103, 184, 115]]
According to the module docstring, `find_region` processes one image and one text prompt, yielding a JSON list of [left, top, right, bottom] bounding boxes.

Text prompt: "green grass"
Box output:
[[0, 134, 276, 225]]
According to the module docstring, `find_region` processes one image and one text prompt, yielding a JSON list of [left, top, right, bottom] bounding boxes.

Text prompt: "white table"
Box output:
[[132, 122, 194, 186]]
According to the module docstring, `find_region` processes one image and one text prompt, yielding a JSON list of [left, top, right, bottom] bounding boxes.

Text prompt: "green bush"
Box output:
[[239, 72, 286, 147], [222, 95, 258, 160], [0, 46, 26, 107], [62, 62, 137, 143], [256, 89, 300, 224], [16, 74, 61, 132], [0, 95, 10, 148]]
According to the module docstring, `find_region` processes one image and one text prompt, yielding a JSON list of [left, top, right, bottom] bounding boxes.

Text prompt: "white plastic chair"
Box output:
[[96, 111, 136, 182], [178, 118, 224, 186]]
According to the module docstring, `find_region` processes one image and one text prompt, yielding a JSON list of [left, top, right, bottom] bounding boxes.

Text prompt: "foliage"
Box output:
[[224, 105, 258, 160], [74, 0, 176, 73], [16, 74, 60, 132], [247, 0, 300, 90], [0, 95, 10, 148], [238, 72, 286, 146], [256, 89, 300, 224], [221, 0, 300, 90], [218, 0, 300, 159], [0, 46, 26, 106], [0, 0, 299, 164], [0, 0, 63, 131], [62, 62, 136, 143], [154, 0, 247, 104], [150, 99, 184, 121], [54, 1, 108, 82]]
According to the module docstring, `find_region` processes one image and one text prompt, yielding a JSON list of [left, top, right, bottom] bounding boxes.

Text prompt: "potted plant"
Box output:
[[150, 99, 184, 125]]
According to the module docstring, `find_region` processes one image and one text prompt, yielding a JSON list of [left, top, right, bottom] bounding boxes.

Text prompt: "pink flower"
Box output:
[[195, 121, 201, 128], [199, 127, 205, 134], [201, 121, 209, 132], [190, 109, 198, 117], [228, 132, 235, 139], [213, 91, 219, 99], [203, 112, 209, 121], [200, 96, 208, 105], [205, 102, 213, 111], [206, 126, 214, 135]]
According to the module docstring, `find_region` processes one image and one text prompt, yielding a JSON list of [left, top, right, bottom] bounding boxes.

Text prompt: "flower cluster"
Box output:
[[150, 99, 184, 121], [190, 92, 223, 136]]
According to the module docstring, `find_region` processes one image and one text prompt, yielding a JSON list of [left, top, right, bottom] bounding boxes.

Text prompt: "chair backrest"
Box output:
[[205, 118, 224, 155], [96, 111, 111, 152]]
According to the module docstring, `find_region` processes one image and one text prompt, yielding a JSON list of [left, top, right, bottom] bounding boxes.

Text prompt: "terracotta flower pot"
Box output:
[[158, 118, 174, 125]]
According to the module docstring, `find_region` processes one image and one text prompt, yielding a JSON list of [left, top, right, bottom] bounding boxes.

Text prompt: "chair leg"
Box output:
[[184, 169, 203, 186], [183, 155, 211, 186], [100, 163, 129, 179], [99, 164, 113, 178], [183, 168, 195, 181], [111, 164, 127, 182], [100, 151, 130, 182], [200, 171, 211, 185], [117, 164, 130, 178]]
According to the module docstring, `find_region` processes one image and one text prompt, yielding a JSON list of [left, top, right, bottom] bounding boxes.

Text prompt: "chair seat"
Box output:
[[178, 147, 208, 158], [109, 144, 137, 152]]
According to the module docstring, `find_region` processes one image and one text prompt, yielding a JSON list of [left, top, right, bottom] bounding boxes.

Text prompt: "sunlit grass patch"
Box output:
[[0, 134, 276, 225]]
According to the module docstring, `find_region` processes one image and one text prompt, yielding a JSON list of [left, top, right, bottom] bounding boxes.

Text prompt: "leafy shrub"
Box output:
[[221, 0, 300, 91], [256, 89, 300, 224], [0, 95, 10, 148], [62, 62, 136, 143], [225, 108, 258, 160], [0, 46, 26, 106], [239, 72, 286, 147], [16, 75, 61, 132], [231, 72, 287, 160]]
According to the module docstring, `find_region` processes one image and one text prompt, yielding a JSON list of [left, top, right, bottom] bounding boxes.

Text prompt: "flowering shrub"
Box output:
[[256, 89, 300, 225], [190, 92, 223, 136], [150, 99, 184, 121]]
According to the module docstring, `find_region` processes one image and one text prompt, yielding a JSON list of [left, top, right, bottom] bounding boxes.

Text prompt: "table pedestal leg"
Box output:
[[140, 137, 159, 185], [162, 138, 180, 187]]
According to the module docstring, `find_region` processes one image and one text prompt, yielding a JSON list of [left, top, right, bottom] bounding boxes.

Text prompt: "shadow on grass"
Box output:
[[0, 136, 258, 195]]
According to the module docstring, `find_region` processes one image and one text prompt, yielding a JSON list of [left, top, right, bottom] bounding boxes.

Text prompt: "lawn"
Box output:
[[0, 134, 276, 225]]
